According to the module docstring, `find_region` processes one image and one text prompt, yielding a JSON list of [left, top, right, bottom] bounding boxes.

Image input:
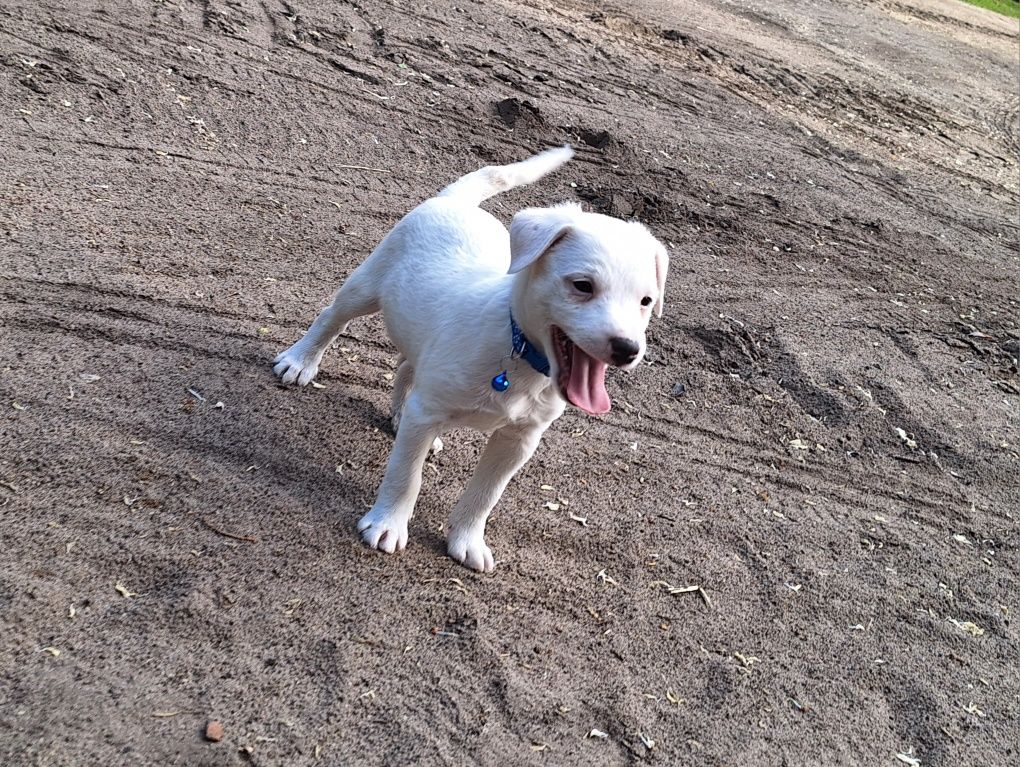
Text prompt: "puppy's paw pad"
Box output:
[[273, 345, 322, 386], [357, 509, 409, 554], [447, 534, 494, 573]]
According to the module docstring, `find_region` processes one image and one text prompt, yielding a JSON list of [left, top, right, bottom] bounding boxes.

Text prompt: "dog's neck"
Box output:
[[509, 274, 548, 362], [509, 313, 549, 376]]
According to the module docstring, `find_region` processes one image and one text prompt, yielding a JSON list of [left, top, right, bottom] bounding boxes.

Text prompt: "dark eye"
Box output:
[[572, 280, 594, 294], [641, 296, 653, 307]]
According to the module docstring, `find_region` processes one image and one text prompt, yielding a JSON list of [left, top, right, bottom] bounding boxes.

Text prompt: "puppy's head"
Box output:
[[509, 203, 668, 415]]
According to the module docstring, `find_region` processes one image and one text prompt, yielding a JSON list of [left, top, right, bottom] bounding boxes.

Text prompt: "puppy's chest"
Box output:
[[501, 387, 558, 423], [450, 378, 561, 431]]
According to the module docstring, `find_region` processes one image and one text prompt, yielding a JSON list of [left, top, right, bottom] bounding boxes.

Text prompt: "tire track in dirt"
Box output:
[[6, 271, 976, 540], [524, 0, 1019, 199]]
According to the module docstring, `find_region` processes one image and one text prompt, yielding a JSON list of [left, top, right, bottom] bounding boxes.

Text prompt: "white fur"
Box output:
[[273, 146, 667, 572]]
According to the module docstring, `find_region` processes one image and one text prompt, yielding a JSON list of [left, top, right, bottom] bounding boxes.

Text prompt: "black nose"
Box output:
[[610, 337, 640, 366]]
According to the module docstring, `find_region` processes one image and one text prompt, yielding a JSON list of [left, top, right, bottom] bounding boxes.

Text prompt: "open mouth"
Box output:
[[551, 325, 612, 415]]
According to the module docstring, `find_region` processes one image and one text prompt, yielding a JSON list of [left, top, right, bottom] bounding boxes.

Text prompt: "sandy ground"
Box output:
[[1, 0, 1018, 765]]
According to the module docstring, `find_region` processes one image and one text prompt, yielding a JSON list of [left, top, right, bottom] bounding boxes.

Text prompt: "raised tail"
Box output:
[[437, 145, 574, 206]]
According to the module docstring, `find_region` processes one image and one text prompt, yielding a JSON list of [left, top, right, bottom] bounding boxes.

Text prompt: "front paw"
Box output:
[[447, 530, 495, 573], [273, 343, 323, 386], [357, 507, 409, 554]]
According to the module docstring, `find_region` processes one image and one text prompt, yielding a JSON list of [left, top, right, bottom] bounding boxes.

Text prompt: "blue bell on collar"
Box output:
[[491, 371, 510, 392]]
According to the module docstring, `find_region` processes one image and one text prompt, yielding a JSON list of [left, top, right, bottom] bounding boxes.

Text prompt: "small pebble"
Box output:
[[205, 720, 224, 742]]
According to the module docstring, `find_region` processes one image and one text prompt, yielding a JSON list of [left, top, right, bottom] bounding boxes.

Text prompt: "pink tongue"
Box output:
[[566, 344, 611, 415]]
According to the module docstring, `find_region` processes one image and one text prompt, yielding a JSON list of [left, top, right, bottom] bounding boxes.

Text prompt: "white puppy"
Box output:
[[274, 146, 667, 572]]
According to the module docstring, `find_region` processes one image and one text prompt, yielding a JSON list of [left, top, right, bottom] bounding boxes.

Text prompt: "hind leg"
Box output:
[[390, 358, 444, 452], [274, 269, 379, 385]]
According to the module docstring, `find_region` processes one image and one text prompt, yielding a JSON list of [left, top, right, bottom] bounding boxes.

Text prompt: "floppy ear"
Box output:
[[508, 208, 572, 274], [653, 244, 669, 318]]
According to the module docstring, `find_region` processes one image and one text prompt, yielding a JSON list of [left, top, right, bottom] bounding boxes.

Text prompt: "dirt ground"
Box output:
[[1, 0, 1018, 765]]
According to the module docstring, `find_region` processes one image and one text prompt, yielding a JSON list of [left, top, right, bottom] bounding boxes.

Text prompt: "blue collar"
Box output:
[[510, 314, 550, 376]]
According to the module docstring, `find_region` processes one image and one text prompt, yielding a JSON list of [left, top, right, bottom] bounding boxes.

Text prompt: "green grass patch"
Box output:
[[958, 0, 1020, 20]]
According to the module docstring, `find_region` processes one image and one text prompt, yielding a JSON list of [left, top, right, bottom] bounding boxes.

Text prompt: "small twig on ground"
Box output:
[[697, 586, 713, 610], [335, 163, 391, 173], [652, 580, 713, 610], [201, 517, 259, 543]]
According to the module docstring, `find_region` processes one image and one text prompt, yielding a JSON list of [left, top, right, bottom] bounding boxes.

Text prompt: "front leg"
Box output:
[[357, 396, 441, 554], [447, 421, 550, 572]]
